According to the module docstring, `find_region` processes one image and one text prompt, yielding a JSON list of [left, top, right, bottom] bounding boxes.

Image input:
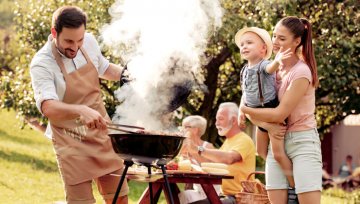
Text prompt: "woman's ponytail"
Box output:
[[279, 16, 318, 88], [300, 18, 318, 88]]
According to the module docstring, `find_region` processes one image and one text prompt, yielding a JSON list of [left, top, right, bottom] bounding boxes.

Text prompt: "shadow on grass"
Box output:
[[0, 149, 58, 172], [0, 129, 40, 146]]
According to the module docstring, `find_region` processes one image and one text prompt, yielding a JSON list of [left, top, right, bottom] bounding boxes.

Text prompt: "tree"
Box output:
[[0, 0, 359, 143]]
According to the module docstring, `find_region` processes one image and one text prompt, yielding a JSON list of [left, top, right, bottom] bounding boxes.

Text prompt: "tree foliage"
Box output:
[[0, 0, 359, 142]]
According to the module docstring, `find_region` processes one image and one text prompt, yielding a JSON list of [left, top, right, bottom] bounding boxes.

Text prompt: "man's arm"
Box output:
[[42, 100, 108, 129], [186, 142, 242, 165], [100, 63, 124, 81], [200, 148, 242, 165]]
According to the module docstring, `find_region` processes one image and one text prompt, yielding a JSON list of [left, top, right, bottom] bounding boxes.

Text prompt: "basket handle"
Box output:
[[246, 171, 265, 181]]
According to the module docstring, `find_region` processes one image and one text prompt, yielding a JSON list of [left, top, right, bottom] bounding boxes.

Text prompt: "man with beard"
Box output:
[[30, 6, 128, 204], [183, 102, 256, 204]]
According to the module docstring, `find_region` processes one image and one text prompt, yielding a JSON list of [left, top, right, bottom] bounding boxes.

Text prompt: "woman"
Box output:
[[241, 16, 322, 204], [180, 115, 214, 165]]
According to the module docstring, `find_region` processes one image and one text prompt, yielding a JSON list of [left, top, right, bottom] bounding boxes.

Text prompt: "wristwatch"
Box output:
[[197, 146, 205, 155]]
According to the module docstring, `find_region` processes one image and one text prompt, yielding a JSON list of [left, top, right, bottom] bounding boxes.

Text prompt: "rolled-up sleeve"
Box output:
[[87, 33, 109, 76], [30, 63, 59, 114]]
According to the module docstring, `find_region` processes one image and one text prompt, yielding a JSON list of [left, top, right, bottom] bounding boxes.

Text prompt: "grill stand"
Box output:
[[112, 159, 175, 204]]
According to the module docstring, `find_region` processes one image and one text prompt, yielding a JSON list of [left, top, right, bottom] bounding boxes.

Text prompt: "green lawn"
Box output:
[[0, 109, 357, 203], [0, 110, 163, 204]]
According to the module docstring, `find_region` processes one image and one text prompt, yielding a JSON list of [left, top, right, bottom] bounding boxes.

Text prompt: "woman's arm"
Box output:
[[241, 78, 310, 123], [238, 95, 246, 128], [246, 114, 287, 139]]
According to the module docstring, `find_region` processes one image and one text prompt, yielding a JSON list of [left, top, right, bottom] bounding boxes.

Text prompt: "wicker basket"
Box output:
[[236, 171, 270, 204]]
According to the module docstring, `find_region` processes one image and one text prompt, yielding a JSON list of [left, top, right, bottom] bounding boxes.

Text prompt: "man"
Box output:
[[30, 6, 128, 204], [184, 102, 256, 204], [338, 155, 356, 178]]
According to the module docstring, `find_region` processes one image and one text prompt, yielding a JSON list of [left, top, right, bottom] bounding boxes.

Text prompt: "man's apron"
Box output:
[[50, 41, 123, 185]]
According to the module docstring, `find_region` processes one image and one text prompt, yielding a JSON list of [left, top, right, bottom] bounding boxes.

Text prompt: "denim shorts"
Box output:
[[265, 128, 322, 194]]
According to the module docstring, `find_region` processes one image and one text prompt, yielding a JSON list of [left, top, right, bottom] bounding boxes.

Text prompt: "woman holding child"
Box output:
[[239, 16, 322, 204]]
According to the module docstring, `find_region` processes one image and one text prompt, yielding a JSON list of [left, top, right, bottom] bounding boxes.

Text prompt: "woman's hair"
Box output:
[[182, 115, 207, 136], [279, 16, 318, 87], [52, 6, 87, 34]]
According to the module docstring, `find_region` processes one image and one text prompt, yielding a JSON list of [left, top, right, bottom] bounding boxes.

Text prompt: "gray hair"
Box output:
[[218, 102, 239, 119], [182, 115, 207, 136]]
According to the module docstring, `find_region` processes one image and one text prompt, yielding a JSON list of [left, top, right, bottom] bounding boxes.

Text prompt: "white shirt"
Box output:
[[30, 33, 110, 138]]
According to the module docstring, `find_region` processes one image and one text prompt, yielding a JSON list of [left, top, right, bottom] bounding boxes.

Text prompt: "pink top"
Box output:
[[276, 60, 317, 132]]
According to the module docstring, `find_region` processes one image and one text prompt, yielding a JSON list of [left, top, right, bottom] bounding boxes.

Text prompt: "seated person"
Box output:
[[180, 115, 214, 165], [322, 163, 335, 189], [178, 115, 219, 204], [182, 102, 256, 204], [338, 155, 355, 178]]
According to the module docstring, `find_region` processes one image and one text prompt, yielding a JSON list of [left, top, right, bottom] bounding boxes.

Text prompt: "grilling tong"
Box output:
[[107, 123, 145, 134]]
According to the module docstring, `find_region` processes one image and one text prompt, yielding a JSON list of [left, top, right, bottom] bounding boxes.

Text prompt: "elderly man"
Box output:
[[184, 102, 256, 204]]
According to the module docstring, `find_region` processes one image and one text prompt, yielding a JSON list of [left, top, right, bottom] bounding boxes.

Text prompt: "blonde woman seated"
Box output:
[[180, 115, 214, 164], [178, 115, 220, 204]]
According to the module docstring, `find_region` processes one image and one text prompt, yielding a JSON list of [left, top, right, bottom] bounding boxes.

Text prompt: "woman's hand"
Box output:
[[181, 138, 197, 156], [238, 110, 247, 129], [263, 122, 287, 140]]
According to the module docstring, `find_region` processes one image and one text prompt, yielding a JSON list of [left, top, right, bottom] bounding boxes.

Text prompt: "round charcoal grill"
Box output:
[[108, 129, 186, 204]]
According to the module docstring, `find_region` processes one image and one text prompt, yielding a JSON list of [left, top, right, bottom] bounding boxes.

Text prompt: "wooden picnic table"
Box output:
[[126, 171, 234, 204]]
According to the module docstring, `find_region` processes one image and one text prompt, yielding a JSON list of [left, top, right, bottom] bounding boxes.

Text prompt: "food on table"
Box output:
[[201, 167, 229, 175], [201, 162, 228, 170], [137, 129, 183, 137], [178, 159, 192, 171], [166, 160, 179, 170]]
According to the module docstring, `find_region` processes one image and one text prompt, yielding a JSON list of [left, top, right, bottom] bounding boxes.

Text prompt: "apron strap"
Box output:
[[51, 41, 69, 78], [79, 46, 91, 63]]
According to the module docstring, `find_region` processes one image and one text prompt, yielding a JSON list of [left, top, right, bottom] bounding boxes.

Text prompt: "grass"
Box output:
[[0, 109, 358, 203], [0, 110, 165, 204]]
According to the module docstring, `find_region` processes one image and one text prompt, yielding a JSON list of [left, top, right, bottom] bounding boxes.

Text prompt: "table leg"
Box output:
[[163, 183, 180, 204], [138, 183, 162, 204], [200, 184, 221, 204], [147, 166, 154, 204]]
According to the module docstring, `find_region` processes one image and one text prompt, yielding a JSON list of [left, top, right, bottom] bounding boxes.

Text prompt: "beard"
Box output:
[[217, 123, 232, 136], [58, 46, 78, 59], [56, 40, 79, 59]]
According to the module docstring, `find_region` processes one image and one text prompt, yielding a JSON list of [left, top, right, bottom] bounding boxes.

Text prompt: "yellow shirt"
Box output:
[[219, 132, 256, 195]]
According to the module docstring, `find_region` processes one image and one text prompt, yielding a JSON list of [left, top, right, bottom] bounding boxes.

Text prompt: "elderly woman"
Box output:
[[180, 115, 214, 164], [178, 115, 220, 204]]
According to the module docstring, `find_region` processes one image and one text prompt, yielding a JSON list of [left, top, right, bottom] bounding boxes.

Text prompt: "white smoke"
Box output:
[[101, 0, 223, 130]]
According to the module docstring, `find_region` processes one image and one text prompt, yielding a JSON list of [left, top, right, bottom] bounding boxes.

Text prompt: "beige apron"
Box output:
[[50, 41, 123, 185]]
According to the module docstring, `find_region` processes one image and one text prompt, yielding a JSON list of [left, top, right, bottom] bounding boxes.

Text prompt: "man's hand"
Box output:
[[77, 105, 109, 130], [274, 47, 292, 65]]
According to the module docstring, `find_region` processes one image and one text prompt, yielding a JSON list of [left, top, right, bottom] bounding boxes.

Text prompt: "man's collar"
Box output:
[[48, 34, 67, 58]]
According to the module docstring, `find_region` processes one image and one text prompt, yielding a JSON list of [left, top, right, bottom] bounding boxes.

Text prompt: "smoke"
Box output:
[[101, 0, 223, 130]]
